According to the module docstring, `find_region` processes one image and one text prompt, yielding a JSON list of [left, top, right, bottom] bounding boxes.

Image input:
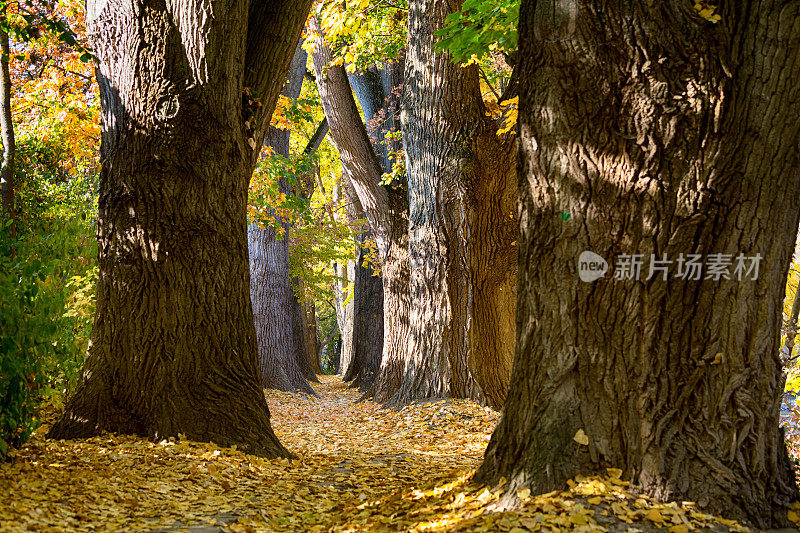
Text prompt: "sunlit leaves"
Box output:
[[9, 0, 99, 176], [434, 0, 519, 65], [693, 1, 721, 23], [308, 0, 407, 72]]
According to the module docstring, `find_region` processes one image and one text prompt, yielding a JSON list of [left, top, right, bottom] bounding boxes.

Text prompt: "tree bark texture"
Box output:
[[249, 223, 314, 394], [478, 1, 800, 527], [393, 0, 516, 407], [343, 69, 395, 391], [0, 20, 15, 238], [344, 230, 384, 391], [311, 23, 412, 403], [249, 43, 316, 394], [48, 0, 314, 458]]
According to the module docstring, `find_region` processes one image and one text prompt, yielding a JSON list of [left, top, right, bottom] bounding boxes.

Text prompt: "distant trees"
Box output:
[[48, 0, 314, 457], [312, 0, 517, 407], [478, 0, 800, 528]]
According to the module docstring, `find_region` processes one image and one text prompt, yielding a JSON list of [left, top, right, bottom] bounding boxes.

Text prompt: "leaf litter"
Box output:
[[1, 375, 796, 532]]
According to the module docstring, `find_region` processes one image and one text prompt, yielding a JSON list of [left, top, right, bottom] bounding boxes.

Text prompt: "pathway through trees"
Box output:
[[0, 377, 787, 531]]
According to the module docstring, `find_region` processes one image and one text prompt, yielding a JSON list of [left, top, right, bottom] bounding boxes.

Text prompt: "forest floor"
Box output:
[[1, 375, 796, 532]]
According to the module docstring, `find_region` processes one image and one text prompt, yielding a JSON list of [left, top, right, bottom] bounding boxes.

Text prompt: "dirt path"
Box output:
[[0, 376, 497, 532]]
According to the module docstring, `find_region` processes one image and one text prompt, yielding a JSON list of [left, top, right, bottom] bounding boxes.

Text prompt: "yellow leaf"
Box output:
[[573, 429, 589, 446], [668, 526, 689, 533], [476, 488, 493, 504], [645, 509, 664, 523], [587, 496, 603, 505], [569, 513, 588, 525], [516, 487, 531, 500]]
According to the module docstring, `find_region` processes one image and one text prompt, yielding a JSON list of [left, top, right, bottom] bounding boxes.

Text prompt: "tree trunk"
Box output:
[[0, 20, 15, 240], [341, 71, 392, 391], [466, 131, 517, 409], [385, 0, 516, 407], [333, 257, 356, 377], [318, 316, 339, 368], [301, 290, 322, 375], [477, 1, 800, 527], [250, 43, 315, 394], [48, 0, 314, 457], [249, 224, 314, 394], [311, 24, 412, 402], [344, 230, 384, 391]]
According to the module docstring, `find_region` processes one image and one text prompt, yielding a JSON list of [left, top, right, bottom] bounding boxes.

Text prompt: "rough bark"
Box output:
[[343, 71, 392, 391], [467, 132, 517, 409], [311, 23, 412, 402], [0, 20, 15, 239], [250, 43, 315, 394], [477, 0, 800, 527], [249, 223, 314, 394], [48, 0, 314, 458], [344, 229, 384, 391], [386, 0, 516, 407]]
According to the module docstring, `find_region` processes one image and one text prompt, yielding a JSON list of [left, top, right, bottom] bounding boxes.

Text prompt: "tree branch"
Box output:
[[303, 117, 329, 155], [244, 0, 314, 149]]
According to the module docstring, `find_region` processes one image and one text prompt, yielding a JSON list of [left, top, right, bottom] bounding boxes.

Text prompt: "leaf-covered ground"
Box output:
[[1, 376, 798, 532]]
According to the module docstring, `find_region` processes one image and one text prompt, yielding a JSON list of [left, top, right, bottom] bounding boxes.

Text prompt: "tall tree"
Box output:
[[340, 66, 397, 391], [478, 0, 800, 527], [48, 0, 314, 457], [249, 43, 316, 395], [372, 0, 517, 407], [0, 14, 15, 239], [311, 22, 413, 401]]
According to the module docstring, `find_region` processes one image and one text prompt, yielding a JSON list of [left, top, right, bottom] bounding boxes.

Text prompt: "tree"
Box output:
[[372, 0, 517, 407], [310, 20, 413, 402], [249, 43, 316, 395], [477, 1, 800, 527], [338, 65, 400, 391], [47, 0, 315, 457], [0, 11, 15, 238]]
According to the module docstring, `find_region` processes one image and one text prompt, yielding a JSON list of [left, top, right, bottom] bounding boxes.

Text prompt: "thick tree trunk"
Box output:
[[250, 43, 315, 393], [385, 0, 516, 407], [311, 25, 412, 401], [466, 132, 517, 409], [249, 224, 314, 394], [340, 72, 392, 391], [478, 1, 800, 527], [48, 0, 314, 457], [0, 21, 15, 239]]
